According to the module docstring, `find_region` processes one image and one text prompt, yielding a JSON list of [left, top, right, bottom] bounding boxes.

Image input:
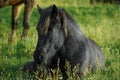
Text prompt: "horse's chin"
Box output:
[[44, 57, 52, 67], [45, 50, 56, 62], [45, 61, 54, 69], [44, 54, 55, 68]]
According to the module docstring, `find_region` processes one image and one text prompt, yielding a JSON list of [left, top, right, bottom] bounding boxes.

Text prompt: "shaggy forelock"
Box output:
[[37, 6, 68, 36]]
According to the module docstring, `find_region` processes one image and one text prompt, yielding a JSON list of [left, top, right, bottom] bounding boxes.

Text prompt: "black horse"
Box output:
[[33, 4, 105, 79]]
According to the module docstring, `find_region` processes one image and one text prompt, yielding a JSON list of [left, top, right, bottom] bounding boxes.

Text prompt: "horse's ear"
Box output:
[[51, 4, 59, 17], [37, 4, 42, 14], [60, 10, 68, 37]]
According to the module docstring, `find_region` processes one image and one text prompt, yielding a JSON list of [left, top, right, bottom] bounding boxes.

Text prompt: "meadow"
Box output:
[[0, 0, 120, 80]]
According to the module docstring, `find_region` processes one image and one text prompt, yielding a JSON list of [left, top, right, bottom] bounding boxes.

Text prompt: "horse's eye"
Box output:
[[56, 24, 60, 28]]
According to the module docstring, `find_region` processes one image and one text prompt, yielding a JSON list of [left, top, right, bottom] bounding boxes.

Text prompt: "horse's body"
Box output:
[[33, 5, 105, 80], [0, 0, 37, 42], [0, 0, 20, 7]]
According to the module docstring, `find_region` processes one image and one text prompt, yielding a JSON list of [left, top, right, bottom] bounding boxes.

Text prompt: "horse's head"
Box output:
[[34, 4, 67, 67]]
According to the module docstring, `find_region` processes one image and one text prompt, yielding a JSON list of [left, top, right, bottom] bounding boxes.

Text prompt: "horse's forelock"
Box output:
[[40, 16, 50, 34], [44, 16, 50, 34]]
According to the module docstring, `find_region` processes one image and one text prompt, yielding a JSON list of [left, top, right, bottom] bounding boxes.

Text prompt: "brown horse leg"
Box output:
[[8, 3, 23, 42], [21, 0, 36, 39]]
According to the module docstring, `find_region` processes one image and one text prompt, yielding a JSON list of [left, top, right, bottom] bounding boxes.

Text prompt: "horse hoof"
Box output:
[[21, 35, 27, 40], [8, 31, 16, 43], [21, 29, 28, 40]]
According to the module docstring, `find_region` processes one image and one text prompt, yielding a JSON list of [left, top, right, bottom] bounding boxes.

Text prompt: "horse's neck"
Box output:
[[66, 18, 85, 41]]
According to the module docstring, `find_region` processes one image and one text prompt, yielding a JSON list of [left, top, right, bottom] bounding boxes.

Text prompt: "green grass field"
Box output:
[[0, 0, 120, 80]]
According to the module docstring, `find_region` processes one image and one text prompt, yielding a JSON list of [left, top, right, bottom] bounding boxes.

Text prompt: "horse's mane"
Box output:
[[59, 9, 80, 29], [59, 8, 85, 40]]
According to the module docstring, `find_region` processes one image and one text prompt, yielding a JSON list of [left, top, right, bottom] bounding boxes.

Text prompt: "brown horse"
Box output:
[[0, 0, 37, 42]]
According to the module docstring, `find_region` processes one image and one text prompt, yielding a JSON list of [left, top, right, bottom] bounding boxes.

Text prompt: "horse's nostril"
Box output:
[[41, 48, 47, 54], [39, 55, 43, 60]]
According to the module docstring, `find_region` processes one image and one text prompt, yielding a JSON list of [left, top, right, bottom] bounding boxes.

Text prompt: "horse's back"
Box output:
[[86, 38, 105, 69], [0, 0, 21, 8]]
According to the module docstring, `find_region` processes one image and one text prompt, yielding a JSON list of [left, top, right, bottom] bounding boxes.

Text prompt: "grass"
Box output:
[[0, 0, 120, 80]]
